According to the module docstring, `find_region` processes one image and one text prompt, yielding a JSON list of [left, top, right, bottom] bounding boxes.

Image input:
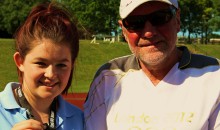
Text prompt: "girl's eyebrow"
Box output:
[[34, 57, 71, 62]]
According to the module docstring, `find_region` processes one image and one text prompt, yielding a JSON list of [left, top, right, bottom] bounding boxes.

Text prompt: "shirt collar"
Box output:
[[177, 46, 191, 69], [0, 82, 21, 109]]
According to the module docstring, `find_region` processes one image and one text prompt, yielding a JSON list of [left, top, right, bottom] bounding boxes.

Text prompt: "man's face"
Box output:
[[119, 2, 180, 67]]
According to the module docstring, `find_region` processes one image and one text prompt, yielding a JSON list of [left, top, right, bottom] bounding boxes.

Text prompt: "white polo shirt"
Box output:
[[84, 46, 220, 130]]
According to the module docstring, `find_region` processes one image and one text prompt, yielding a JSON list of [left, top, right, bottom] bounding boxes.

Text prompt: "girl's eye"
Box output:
[[57, 64, 67, 68], [35, 62, 46, 67]]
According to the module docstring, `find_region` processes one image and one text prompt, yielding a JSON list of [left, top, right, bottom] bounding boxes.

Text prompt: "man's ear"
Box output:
[[176, 9, 181, 32], [13, 52, 24, 72], [118, 20, 129, 42], [118, 20, 123, 28]]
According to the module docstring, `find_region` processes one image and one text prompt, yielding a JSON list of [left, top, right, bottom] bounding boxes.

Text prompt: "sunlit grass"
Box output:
[[0, 39, 219, 93]]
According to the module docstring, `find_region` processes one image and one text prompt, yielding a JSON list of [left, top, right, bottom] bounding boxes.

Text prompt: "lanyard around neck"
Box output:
[[16, 86, 56, 130]]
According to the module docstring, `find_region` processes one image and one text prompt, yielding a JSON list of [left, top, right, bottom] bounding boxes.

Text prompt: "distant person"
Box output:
[[0, 2, 84, 130], [84, 0, 220, 130], [90, 35, 97, 44], [91, 35, 99, 44]]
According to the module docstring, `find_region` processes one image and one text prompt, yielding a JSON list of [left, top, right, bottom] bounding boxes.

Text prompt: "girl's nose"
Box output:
[[44, 65, 57, 79]]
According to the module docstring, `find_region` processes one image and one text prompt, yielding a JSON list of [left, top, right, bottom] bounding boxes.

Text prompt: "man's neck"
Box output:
[[140, 49, 182, 86]]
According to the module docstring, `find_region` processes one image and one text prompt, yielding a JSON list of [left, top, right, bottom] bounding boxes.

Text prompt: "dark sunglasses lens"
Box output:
[[123, 8, 175, 31], [122, 16, 146, 30], [149, 11, 173, 26]]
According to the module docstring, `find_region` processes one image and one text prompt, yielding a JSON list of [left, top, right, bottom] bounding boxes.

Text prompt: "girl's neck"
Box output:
[[24, 92, 52, 113], [14, 86, 54, 123], [23, 92, 53, 123]]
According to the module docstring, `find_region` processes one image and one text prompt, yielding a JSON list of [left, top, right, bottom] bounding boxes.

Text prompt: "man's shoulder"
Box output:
[[183, 54, 220, 69], [178, 46, 220, 69], [109, 54, 140, 70], [93, 54, 140, 78], [191, 54, 219, 66]]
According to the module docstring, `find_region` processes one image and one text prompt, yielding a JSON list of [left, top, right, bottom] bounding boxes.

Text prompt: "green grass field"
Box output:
[[0, 39, 131, 93], [0, 39, 219, 93]]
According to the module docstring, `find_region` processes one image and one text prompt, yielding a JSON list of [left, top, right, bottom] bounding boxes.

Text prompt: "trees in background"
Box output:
[[179, 0, 220, 44], [0, 0, 47, 37], [209, 0, 220, 36], [61, 0, 120, 38], [0, 0, 219, 43]]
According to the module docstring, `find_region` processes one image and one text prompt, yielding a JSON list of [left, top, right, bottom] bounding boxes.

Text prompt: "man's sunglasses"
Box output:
[[122, 7, 177, 31]]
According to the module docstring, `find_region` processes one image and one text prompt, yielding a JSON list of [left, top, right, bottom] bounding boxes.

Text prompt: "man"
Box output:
[[84, 0, 220, 130]]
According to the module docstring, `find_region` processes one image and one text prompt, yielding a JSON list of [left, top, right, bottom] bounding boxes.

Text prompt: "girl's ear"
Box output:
[[13, 52, 24, 72]]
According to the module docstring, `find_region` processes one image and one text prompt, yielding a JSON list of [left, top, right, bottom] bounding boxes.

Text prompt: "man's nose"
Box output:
[[141, 21, 157, 38]]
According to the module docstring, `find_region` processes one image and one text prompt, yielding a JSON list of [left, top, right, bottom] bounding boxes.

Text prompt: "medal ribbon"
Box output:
[[16, 86, 56, 130]]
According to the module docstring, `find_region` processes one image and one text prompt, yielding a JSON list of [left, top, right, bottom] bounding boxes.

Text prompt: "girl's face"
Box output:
[[14, 39, 72, 100]]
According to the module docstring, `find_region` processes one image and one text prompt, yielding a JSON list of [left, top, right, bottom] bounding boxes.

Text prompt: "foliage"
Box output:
[[0, 0, 48, 36], [179, 0, 220, 44], [0, 0, 219, 42], [209, 0, 220, 32], [61, 0, 120, 39]]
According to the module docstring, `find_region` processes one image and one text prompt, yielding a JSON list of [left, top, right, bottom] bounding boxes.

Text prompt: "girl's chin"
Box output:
[[39, 92, 57, 99]]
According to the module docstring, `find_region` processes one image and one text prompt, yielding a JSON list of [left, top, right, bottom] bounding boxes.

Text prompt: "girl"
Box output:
[[0, 2, 84, 130]]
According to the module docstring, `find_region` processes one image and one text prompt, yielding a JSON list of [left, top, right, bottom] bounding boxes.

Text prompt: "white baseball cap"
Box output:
[[119, 0, 178, 19]]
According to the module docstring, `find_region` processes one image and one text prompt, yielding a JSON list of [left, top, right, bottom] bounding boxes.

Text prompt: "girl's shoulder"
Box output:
[[57, 95, 83, 116]]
